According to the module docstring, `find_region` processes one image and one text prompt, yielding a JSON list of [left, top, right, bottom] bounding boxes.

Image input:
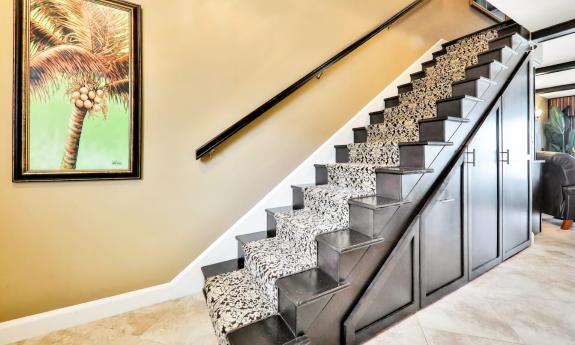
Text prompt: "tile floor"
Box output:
[[13, 218, 575, 345]]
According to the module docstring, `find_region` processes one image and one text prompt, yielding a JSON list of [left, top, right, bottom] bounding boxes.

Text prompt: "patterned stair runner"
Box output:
[[204, 29, 498, 345]]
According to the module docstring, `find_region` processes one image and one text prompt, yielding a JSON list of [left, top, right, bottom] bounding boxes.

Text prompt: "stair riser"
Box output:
[[419, 120, 461, 142], [399, 145, 444, 169], [318, 242, 368, 282], [433, 50, 446, 59], [384, 97, 400, 108], [279, 291, 332, 336], [436, 98, 479, 118], [489, 34, 523, 51], [292, 186, 305, 210], [497, 25, 529, 39], [422, 60, 437, 69], [376, 172, 422, 200], [349, 204, 399, 238], [354, 128, 367, 143], [398, 83, 413, 94], [411, 71, 425, 82], [451, 79, 493, 98], [315, 165, 328, 185], [465, 63, 505, 80], [477, 48, 515, 65], [335, 146, 350, 163], [370, 112, 384, 125]]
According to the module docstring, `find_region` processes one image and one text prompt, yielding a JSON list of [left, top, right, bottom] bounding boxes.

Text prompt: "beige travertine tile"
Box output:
[[14, 330, 93, 345], [423, 328, 523, 345], [364, 315, 428, 345], [417, 291, 522, 343], [487, 296, 575, 345], [11, 220, 575, 345]]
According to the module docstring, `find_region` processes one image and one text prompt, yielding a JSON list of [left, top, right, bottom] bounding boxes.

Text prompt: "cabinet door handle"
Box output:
[[439, 198, 455, 203], [466, 149, 476, 166], [500, 149, 510, 164]]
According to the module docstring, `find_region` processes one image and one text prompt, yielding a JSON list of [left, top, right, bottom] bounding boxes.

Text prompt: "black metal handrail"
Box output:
[[196, 0, 425, 160]]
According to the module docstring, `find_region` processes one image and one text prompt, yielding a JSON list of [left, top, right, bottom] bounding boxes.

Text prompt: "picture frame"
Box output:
[[13, 0, 142, 182]]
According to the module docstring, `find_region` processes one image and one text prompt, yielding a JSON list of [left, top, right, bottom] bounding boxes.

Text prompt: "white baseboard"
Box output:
[[0, 39, 445, 345]]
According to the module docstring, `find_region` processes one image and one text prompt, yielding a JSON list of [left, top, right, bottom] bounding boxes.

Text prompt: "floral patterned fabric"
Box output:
[[203, 30, 499, 345]]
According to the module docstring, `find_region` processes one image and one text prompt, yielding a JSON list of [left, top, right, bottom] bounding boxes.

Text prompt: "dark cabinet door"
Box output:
[[467, 105, 502, 280], [501, 63, 531, 259], [420, 160, 467, 307]]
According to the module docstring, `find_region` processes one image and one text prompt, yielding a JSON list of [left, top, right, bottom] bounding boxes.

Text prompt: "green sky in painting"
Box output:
[[29, 88, 130, 171]]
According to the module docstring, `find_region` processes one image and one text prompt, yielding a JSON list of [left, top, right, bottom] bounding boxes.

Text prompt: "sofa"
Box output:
[[536, 151, 575, 230]]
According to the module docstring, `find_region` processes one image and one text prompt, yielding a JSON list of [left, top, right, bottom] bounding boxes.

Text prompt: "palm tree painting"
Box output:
[[14, 0, 142, 181]]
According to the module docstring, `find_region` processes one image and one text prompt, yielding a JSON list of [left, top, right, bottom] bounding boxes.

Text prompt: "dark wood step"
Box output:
[[292, 184, 315, 210], [316, 228, 385, 254], [266, 206, 294, 232], [436, 95, 484, 118], [432, 49, 447, 59], [228, 315, 296, 345], [477, 46, 517, 65], [384, 95, 400, 108], [353, 127, 367, 143], [375, 167, 434, 200], [201, 258, 242, 281], [489, 32, 526, 51], [465, 60, 507, 81], [369, 110, 385, 125], [317, 228, 387, 283], [314, 164, 328, 185], [348, 196, 410, 238], [422, 59, 437, 69], [236, 231, 275, 262], [278, 268, 351, 335], [397, 82, 413, 94], [335, 144, 349, 163], [452, 76, 497, 98], [410, 70, 426, 81], [419, 116, 470, 142], [399, 141, 453, 169], [348, 196, 409, 210], [497, 23, 529, 39]]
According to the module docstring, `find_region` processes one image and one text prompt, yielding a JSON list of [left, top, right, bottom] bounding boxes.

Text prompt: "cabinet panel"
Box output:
[[468, 106, 501, 279], [501, 63, 531, 259], [420, 161, 467, 306]]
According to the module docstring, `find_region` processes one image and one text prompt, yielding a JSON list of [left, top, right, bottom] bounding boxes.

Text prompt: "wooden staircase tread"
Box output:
[[466, 59, 508, 70], [265, 206, 294, 215], [436, 94, 483, 103], [478, 45, 518, 57], [236, 231, 274, 245], [418, 116, 470, 123], [348, 195, 409, 209], [277, 268, 350, 306], [452, 76, 497, 86], [398, 141, 453, 146], [201, 258, 242, 280], [228, 315, 295, 345], [316, 229, 385, 253], [375, 167, 434, 174]]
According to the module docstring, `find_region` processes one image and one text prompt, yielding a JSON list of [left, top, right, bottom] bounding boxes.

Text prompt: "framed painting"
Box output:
[[13, 0, 142, 182]]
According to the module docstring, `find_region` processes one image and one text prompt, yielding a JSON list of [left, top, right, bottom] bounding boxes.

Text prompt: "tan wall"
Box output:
[[536, 95, 549, 150], [0, 0, 492, 321]]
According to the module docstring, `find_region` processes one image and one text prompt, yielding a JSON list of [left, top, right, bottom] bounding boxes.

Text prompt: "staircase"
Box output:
[[201, 22, 531, 345]]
